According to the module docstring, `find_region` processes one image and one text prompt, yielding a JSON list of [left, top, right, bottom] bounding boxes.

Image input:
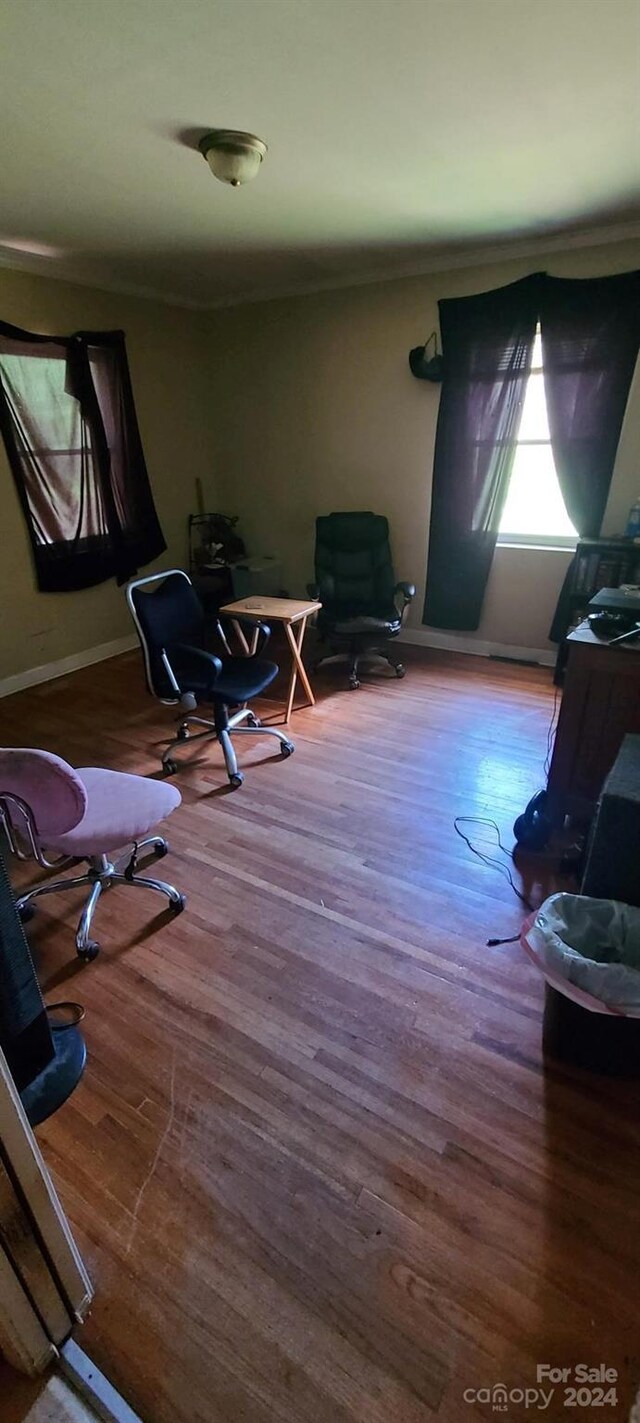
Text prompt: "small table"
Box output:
[[219, 596, 322, 721]]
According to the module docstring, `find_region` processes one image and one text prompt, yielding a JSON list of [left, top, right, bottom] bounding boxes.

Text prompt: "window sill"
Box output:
[[497, 539, 576, 553]]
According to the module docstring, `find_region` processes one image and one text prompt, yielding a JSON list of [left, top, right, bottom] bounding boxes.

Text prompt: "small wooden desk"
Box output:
[[219, 596, 322, 722]]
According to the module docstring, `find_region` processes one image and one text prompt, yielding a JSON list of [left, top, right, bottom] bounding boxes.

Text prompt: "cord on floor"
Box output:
[[453, 816, 534, 945]]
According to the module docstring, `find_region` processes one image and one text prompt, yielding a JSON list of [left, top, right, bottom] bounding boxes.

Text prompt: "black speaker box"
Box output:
[[0, 848, 85, 1124], [582, 733, 640, 907]]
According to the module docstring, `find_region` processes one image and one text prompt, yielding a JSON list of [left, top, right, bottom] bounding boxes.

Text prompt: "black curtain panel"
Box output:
[[541, 271, 640, 641], [541, 271, 640, 535], [0, 322, 166, 592], [423, 274, 541, 630]]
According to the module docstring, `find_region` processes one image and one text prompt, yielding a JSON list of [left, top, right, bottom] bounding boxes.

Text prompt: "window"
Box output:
[[498, 327, 577, 548], [0, 349, 108, 544], [0, 323, 166, 592]]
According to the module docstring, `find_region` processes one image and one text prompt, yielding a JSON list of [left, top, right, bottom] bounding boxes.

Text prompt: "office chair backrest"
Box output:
[[0, 748, 87, 847], [127, 570, 205, 701], [315, 512, 396, 614]]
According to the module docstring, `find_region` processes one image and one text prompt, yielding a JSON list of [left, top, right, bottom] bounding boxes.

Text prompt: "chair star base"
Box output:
[[314, 644, 406, 690], [16, 841, 184, 962], [162, 705, 294, 786]]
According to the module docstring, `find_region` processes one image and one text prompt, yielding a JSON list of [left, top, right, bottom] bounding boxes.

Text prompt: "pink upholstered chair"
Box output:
[[0, 748, 184, 961]]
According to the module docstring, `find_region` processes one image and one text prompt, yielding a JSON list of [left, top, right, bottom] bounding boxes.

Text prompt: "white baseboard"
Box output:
[[0, 624, 555, 701], [0, 634, 137, 700], [399, 626, 556, 666]]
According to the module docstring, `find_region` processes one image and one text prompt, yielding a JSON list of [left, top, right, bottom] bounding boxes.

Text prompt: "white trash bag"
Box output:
[[522, 893, 640, 1017]]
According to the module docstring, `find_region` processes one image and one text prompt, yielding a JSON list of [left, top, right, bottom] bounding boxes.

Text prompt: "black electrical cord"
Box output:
[[543, 683, 561, 779], [453, 688, 562, 944], [453, 815, 534, 925]]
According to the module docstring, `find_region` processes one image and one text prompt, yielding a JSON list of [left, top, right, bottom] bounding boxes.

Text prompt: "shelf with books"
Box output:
[[554, 536, 640, 682]]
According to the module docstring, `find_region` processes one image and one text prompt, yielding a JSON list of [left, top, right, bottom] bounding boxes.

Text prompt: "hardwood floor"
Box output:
[[1, 647, 639, 1421]]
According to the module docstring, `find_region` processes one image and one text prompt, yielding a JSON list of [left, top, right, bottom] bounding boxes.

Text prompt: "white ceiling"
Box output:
[[0, 0, 639, 308]]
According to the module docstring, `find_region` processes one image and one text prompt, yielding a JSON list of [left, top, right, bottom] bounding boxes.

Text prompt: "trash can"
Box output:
[[521, 894, 640, 1075]]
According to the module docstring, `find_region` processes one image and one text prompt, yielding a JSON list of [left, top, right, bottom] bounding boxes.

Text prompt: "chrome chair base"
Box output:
[[314, 646, 406, 690], [16, 839, 185, 962], [162, 705, 294, 788]]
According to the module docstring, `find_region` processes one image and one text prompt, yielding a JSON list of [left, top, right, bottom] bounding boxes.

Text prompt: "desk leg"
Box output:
[[284, 617, 315, 721]]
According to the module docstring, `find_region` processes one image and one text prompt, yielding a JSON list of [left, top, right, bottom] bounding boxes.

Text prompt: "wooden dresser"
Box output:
[[546, 621, 640, 826]]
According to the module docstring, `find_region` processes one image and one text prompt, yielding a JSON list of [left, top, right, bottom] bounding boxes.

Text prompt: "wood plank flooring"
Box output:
[[1, 647, 639, 1421]]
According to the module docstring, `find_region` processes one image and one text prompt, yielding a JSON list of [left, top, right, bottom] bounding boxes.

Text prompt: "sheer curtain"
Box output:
[[0, 323, 165, 592]]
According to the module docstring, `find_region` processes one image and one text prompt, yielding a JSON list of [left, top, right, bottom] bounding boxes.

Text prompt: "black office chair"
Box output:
[[309, 512, 416, 689], [126, 570, 294, 787]]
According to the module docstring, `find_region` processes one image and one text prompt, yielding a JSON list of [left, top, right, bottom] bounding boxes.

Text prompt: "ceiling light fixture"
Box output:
[[198, 129, 267, 187]]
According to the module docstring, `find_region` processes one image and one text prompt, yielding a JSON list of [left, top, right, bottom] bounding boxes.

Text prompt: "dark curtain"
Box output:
[[542, 271, 640, 641], [423, 274, 541, 630], [0, 322, 166, 592]]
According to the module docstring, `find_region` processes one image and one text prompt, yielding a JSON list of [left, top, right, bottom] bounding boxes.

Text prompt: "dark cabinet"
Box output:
[[546, 622, 640, 825]]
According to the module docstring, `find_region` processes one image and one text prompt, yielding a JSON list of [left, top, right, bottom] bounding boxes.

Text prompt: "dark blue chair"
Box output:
[[127, 569, 294, 787]]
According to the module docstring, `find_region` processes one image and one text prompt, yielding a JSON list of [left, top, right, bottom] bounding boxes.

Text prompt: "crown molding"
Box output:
[[0, 245, 207, 311], [0, 217, 639, 315], [205, 217, 640, 309]]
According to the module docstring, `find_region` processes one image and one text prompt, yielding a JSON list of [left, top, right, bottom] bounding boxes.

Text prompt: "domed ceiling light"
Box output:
[[198, 130, 268, 187]]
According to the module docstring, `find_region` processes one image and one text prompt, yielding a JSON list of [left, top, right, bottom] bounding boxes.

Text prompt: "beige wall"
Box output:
[[0, 267, 215, 680], [209, 237, 640, 656], [1, 236, 638, 683]]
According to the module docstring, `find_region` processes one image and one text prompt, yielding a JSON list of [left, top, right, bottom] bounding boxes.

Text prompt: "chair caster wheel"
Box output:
[[247, 713, 262, 728], [349, 677, 361, 690], [77, 941, 100, 963], [280, 741, 295, 758], [153, 841, 168, 858], [229, 772, 244, 789], [169, 893, 186, 915], [163, 759, 178, 776], [18, 903, 35, 923], [395, 664, 406, 678]]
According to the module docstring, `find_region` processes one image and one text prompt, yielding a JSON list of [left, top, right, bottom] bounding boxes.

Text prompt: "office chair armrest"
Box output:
[[394, 581, 416, 620], [169, 643, 223, 683]]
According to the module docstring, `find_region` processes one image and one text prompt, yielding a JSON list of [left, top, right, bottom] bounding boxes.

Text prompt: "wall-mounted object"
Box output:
[[408, 330, 444, 382]]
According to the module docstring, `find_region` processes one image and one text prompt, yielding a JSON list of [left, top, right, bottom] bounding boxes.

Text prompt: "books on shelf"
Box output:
[[572, 539, 640, 600]]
